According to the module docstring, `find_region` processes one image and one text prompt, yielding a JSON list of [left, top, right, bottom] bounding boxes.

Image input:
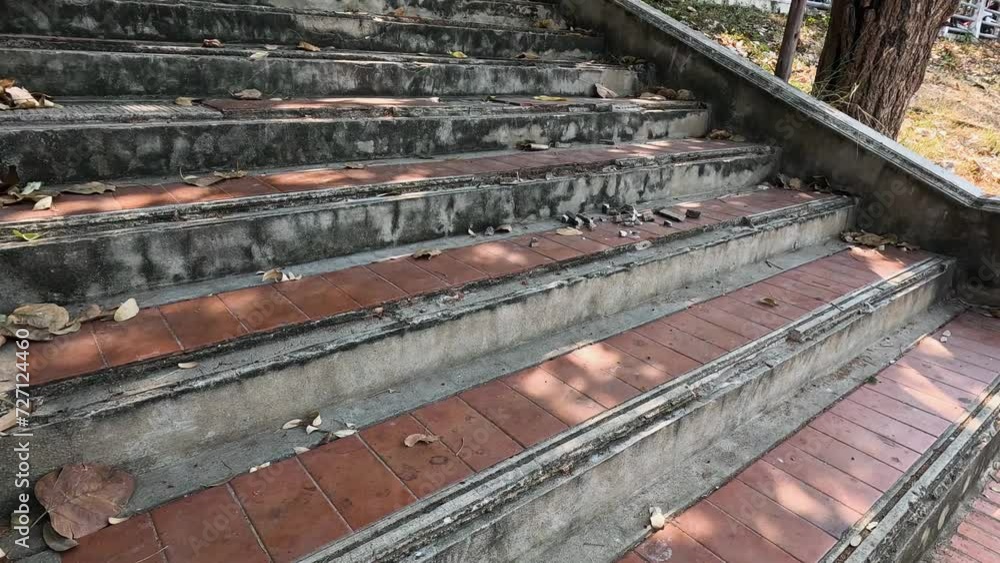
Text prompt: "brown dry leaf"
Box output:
[[516, 51, 540, 60], [297, 41, 321, 52], [758, 297, 780, 308], [42, 522, 78, 552], [404, 433, 440, 447], [232, 88, 263, 100], [344, 163, 367, 170], [676, 89, 696, 101], [113, 299, 139, 323], [391, 6, 407, 16], [35, 463, 136, 540], [6, 87, 39, 109], [214, 170, 247, 181], [450, 51, 468, 59], [202, 38, 224, 48], [533, 95, 568, 102], [177, 362, 199, 369], [62, 181, 116, 195], [412, 249, 441, 260], [261, 268, 283, 282], [516, 141, 549, 151], [49, 321, 81, 336], [249, 51, 270, 60], [33, 196, 53, 211], [282, 419, 303, 430], [332, 428, 357, 438], [182, 174, 223, 187], [175, 97, 195, 107], [595, 83, 618, 99], [535, 19, 555, 29], [707, 129, 732, 140], [556, 227, 583, 236], [8, 304, 70, 331], [0, 78, 14, 89], [495, 224, 513, 233]]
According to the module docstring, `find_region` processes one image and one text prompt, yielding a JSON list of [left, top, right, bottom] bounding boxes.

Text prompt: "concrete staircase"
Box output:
[[0, 2, 997, 563]]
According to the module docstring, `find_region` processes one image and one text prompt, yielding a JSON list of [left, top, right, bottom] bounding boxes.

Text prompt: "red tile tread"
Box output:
[[62, 248, 965, 563], [619, 312, 1000, 563]]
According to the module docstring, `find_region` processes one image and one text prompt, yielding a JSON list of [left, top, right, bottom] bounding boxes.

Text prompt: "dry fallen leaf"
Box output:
[[6, 87, 39, 109], [535, 18, 555, 29], [249, 51, 270, 60], [177, 362, 198, 369], [175, 97, 195, 107], [8, 304, 70, 331], [516, 51, 540, 60], [495, 224, 513, 233], [282, 419, 303, 430], [42, 522, 78, 552], [249, 462, 270, 473], [344, 163, 367, 169], [261, 268, 283, 282], [759, 297, 780, 308], [11, 229, 42, 242], [450, 51, 468, 59], [306, 425, 320, 434], [62, 181, 116, 195], [113, 299, 139, 323], [293, 446, 310, 455], [232, 88, 263, 100], [332, 428, 357, 439], [311, 414, 322, 427], [517, 141, 549, 151], [35, 463, 136, 540], [33, 196, 53, 210], [533, 95, 567, 102], [412, 249, 442, 260], [108, 516, 130, 525], [707, 129, 732, 140], [404, 433, 440, 447], [556, 227, 583, 236], [297, 41, 321, 52], [595, 83, 618, 99], [202, 38, 224, 48]]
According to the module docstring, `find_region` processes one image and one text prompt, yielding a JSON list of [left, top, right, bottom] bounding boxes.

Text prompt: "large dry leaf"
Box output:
[[404, 433, 440, 447], [450, 51, 468, 59], [42, 522, 78, 552], [33, 196, 53, 210], [8, 304, 70, 331], [175, 97, 195, 107], [202, 38, 224, 48], [412, 249, 441, 260], [249, 51, 270, 60], [297, 41, 321, 52], [62, 181, 116, 195], [232, 88, 263, 100], [35, 463, 136, 540], [6, 87, 38, 109], [11, 229, 42, 242], [594, 83, 618, 99], [113, 299, 139, 323]]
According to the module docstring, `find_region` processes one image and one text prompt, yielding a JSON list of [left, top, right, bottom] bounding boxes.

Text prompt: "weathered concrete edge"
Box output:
[[841, 358, 1000, 562], [300, 257, 955, 562], [0, 204, 851, 518], [531, 300, 964, 563], [585, 0, 991, 209]]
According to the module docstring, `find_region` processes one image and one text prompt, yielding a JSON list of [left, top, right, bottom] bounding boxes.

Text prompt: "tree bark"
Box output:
[[776, 0, 809, 81], [812, 0, 959, 138]]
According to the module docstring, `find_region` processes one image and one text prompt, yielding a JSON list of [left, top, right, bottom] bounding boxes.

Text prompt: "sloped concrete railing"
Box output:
[[561, 0, 1000, 301]]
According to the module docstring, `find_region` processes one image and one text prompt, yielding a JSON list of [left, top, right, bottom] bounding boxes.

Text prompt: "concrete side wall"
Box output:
[[561, 0, 1000, 302]]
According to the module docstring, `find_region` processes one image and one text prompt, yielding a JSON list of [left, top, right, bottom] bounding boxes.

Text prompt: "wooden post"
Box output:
[[775, 0, 809, 81]]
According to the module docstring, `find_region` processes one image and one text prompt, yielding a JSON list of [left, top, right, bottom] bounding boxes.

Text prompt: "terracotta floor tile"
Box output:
[[908, 343, 997, 384], [603, 331, 701, 381], [540, 232, 611, 255], [896, 357, 989, 395], [944, 333, 1000, 362], [950, 533, 1000, 562], [917, 338, 1000, 374], [986, 488, 1000, 506], [218, 177, 280, 198], [780, 268, 856, 295], [933, 546, 981, 563], [409, 255, 487, 286], [31, 326, 107, 385], [509, 234, 582, 262], [485, 241, 553, 272], [864, 379, 967, 423], [368, 257, 449, 296], [687, 302, 772, 340], [538, 344, 644, 407], [231, 458, 350, 563], [966, 511, 1000, 540], [662, 311, 749, 351], [92, 308, 182, 367], [54, 193, 125, 216], [809, 412, 920, 472], [151, 486, 269, 563], [635, 523, 723, 563], [973, 498, 1000, 520], [273, 276, 361, 319], [952, 317, 1000, 346], [412, 396, 523, 471], [708, 479, 837, 563], [758, 280, 828, 311], [217, 285, 308, 333], [845, 387, 952, 437], [444, 243, 521, 277], [113, 185, 178, 210], [706, 295, 788, 331], [62, 513, 165, 563], [673, 501, 799, 563], [299, 435, 416, 530], [798, 261, 877, 288], [765, 274, 841, 302], [878, 364, 979, 410], [956, 522, 1000, 558], [504, 365, 607, 425], [738, 461, 862, 538], [764, 443, 881, 514], [786, 426, 903, 493], [0, 204, 56, 222], [632, 319, 727, 365], [829, 399, 937, 453], [161, 182, 232, 204], [324, 266, 407, 307], [361, 414, 473, 499], [160, 295, 248, 350], [459, 380, 568, 447]]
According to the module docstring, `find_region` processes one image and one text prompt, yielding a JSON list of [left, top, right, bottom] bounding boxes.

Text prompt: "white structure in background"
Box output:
[[943, 0, 1000, 40]]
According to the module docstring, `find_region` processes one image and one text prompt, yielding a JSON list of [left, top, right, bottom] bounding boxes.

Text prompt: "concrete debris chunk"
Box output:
[[656, 208, 684, 222]]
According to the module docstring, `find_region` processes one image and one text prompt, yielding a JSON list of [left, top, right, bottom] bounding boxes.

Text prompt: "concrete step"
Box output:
[[0, 35, 642, 98], [0, 189, 852, 528], [1, 0, 599, 59], [1, 243, 953, 562], [0, 139, 773, 307], [613, 309, 1000, 563], [921, 457, 1000, 562], [0, 96, 708, 183]]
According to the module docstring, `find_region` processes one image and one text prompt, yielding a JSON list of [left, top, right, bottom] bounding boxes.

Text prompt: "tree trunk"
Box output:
[[776, 0, 810, 81], [813, 0, 959, 138]]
